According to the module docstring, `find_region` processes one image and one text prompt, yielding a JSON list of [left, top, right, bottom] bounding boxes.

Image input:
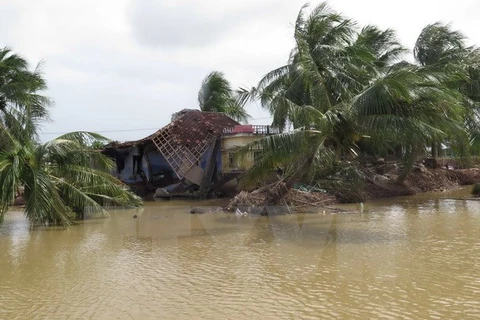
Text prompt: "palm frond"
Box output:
[[55, 131, 111, 146], [236, 129, 325, 187], [414, 22, 467, 66], [198, 71, 250, 122], [0, 150, 22, 221], [23, 165, 73, 226]]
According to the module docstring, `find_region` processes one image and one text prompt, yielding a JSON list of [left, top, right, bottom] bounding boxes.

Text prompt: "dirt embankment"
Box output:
[[363, 167, 480, 199], [226, 165, 480, 211]]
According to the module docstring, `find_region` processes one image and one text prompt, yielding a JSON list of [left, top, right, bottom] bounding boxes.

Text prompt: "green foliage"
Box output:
[[0, 48, 142, 225], [471, 183, 480, 196], [414, 23, 467, 67], [198, 71, 250, 122], [0, 47, 52, 143], [317, 166, 367, 203], [238, 2, 480, 186], [236, 129, 329, 188], [0, 129, 142, 225]]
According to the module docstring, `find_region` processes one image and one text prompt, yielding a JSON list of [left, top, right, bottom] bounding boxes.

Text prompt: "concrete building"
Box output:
[[221, 124, 280, 172]]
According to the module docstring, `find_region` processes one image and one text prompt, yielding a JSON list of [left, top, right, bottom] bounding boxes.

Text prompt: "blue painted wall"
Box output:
[[199, 147, 222, 172], [148, 151, 171, 177]]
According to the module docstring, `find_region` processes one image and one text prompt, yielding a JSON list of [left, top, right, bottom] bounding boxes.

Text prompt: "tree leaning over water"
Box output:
[[0, 47, 141, 225], [414, 23, 480, 161], [198, 71, 250, 122], [239, 2, 476, 187]]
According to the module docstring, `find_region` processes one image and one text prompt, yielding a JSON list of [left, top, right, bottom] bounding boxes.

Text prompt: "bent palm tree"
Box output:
[[353, 63, 465, 181], [0, 47, 142, 225], [0, 47, 52, 141], [198, 71, 250, 122], [239, 3, 399, 172], [413, 23, 480, 162], [239, 2, 468, 189], [414, 23, 467, 67], [253, 3, 405, 144], [0, 131, 142, 225]]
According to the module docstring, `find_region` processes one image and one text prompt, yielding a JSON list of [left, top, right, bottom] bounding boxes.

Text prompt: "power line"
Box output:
[[41, 128, 160, 135], [40, 116, 274, 135]]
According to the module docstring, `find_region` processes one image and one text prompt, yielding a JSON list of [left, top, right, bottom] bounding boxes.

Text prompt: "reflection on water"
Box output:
[[0, 190, 479, 319]]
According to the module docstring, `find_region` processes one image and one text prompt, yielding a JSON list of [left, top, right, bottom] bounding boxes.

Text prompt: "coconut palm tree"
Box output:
[[0, 47, 51, 141], [238, 2, 468, 189], [0, 131, 142, 225], [0, 47, 142, 225], [252, 3, 406, 148], [356, 22, 480, 177], [414, 23, 468, 68], [253, 2, 359, 131], [240, 3, 399, 160], [198, 71, 250, 122], [235, 2, 379, 194], [412, 23, 471, 159], [352, 62, 465, 181], [241, 63, 464, 189], [1, 130, 142, 225]]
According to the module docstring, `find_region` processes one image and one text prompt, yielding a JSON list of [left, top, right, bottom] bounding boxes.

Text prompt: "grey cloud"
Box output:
[[0, 3, 22, 45], [126, 0, 279, 48], [50, 47, 205, 85]]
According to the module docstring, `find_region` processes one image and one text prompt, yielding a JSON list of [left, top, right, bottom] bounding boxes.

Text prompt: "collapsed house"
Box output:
[[103, 109, 237, 197], [103, 109, 280, 198]]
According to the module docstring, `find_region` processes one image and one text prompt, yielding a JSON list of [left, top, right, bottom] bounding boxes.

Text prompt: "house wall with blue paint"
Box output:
[[199, 145, 222, 174]]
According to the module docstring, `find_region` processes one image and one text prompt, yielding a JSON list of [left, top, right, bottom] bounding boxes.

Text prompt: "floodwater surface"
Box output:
[[0, 189, 479, 319]]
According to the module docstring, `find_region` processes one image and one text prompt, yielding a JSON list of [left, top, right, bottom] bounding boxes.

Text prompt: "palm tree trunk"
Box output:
[[395, 145, 403, 159], [396, 144, 419, 184]]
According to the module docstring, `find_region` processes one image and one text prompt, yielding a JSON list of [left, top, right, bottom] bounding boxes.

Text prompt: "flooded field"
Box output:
[[0, 189, 479, 319]]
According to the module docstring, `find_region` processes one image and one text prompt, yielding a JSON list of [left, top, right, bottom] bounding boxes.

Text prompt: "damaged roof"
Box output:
[[105, 109, 239, 149]]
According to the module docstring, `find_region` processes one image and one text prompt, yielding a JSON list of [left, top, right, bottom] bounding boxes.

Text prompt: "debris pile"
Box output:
[[226, 182, 335, 211]]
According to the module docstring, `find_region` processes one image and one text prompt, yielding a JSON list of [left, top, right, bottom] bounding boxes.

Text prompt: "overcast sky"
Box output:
[[2, 0, 480, 142]]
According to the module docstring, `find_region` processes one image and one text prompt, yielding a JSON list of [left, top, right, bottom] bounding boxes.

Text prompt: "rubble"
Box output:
[[226, 182, 336, 212]]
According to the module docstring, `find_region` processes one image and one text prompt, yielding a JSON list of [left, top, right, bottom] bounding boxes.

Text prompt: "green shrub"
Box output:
[[471, 184, 480, 196]]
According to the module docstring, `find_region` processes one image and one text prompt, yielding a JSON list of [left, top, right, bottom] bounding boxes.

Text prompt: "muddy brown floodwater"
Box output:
[[0, 188, 479, 319]]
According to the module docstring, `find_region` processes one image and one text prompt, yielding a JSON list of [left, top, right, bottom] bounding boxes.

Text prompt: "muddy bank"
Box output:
[[225, 166, 480, 211], [363, 167, 480, 199]]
